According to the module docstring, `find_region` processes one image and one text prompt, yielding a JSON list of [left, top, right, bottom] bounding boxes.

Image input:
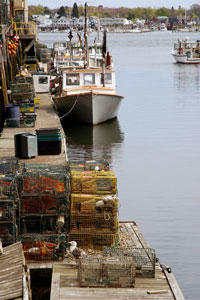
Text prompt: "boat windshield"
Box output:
[[83, 73, 95, 85], [66, 74, 80, 86], [101, 72, 112, 84]]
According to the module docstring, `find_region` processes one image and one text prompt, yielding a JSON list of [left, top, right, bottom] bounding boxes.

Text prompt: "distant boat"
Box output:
[[159, 23, 167, 31], [171, 38, 200, 64]]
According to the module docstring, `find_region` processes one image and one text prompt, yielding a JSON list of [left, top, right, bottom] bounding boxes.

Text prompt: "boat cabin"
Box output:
[[174, 39, 200, 58], [62, 68, 116, 95]]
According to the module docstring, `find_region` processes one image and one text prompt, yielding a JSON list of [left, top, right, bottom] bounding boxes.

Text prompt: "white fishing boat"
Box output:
[[53, 4, 123, 126], [171, 38, 200, 64], [53, 64, 123, 125], [159, 23, 167, 31]]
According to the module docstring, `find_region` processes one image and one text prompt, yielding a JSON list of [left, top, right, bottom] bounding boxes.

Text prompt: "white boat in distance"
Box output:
[[53, 65, 123, 125], [171, 38, 200, 64]]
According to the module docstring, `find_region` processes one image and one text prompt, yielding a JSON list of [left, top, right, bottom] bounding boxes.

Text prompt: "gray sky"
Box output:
[[27, 0, 197, 10]]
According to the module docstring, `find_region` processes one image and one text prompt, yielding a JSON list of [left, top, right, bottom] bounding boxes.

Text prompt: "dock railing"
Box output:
[[13, 22, 36, 36]]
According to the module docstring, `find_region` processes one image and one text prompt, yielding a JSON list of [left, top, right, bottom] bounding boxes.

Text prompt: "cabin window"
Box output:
[[84, 73, 95, 85], [101, 72, 112, 84], [66, 74, 80, 85], [185, 44, 191, 49], [39, 76, 48, 84]]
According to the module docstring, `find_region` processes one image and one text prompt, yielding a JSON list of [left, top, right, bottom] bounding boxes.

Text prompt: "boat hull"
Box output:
[[54, 92, 123, 125], [172, 53, 200, 64]]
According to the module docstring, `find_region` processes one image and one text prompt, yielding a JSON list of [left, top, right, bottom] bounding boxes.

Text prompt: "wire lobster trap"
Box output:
[[21, 195, 70, 216], [103, 247, 156, 278], [69, 160, 109, 171], [69, 232, 117, 250], [0, 157, 19, 175], [71, 171, 117, 194], [0, 198, 15, 221], [0, 221, 17, 245], [21, 215, 69, 235], [18, 171, 70, 197], [78, 256, 136, 288], [21, 233, 67, 260], [0, 176, 18, 197], [71, 194, 118, 215]]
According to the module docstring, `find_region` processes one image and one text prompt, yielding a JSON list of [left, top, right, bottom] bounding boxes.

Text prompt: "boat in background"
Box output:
[[159, 23, 167, 31], [171, 38, 200, 64]]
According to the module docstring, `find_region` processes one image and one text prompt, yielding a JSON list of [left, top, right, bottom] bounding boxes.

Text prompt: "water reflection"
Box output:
[[173, 64, 200, 91], [62, 118, 124, 163]]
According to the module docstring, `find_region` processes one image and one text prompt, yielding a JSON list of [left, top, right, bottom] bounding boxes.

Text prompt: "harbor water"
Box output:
[[39, 31, 200, 300]]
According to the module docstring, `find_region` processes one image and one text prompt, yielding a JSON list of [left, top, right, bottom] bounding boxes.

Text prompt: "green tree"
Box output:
[[155, 7, 170, 17], [28, 5, 45, 17], [72, 3, 79, 18], [44, 6, 51, 15], [57, 6, 66, 17]]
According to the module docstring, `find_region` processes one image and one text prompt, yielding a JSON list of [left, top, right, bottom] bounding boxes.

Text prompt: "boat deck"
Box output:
[[0, 93, 67, 164]]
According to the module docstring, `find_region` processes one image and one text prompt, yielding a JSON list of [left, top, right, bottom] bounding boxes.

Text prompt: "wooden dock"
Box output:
[[46, 222, 185, 300], [0, 93, 67, 164], [0, 93, 185, 300], [26, 222, 185, 300]]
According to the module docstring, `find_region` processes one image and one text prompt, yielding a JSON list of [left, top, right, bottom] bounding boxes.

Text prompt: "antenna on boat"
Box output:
[[84, 2, 89, 68]]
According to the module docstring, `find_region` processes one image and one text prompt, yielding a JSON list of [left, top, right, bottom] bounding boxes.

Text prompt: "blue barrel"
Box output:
[[6, 105, 20, 119], [6, 105, 20, 128]]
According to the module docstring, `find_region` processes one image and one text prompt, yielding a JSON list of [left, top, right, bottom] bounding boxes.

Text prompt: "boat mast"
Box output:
[[84, 2, 89, 68], [68, 30, 73, 66], [102, 29, 107, 87]]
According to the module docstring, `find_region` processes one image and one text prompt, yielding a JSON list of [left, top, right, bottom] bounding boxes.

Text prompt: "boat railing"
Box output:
[[13, 22, 36, 36]]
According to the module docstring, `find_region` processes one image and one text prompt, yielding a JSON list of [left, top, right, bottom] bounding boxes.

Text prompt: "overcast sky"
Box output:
[[27, 0, 197, 10]]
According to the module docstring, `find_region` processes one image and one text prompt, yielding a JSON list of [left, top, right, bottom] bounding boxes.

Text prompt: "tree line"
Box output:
[[28, 3, 200, 21]]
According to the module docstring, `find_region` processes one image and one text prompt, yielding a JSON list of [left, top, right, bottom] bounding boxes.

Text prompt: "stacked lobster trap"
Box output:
[[68, 161, 119, 250], [0, 158, 19, 245], [17, 163, 70, 260]]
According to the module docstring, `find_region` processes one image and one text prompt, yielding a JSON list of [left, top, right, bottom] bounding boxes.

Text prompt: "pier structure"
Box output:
[[0, 89, 185, 299], [0, 3, 186, 300]]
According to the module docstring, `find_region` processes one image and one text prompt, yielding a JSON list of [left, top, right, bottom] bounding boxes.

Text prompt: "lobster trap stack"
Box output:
[[6, 77, 37, 128], [18, 163, 70, 260], [69, 161, 118, 250], [0, 158, 19, 245]]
